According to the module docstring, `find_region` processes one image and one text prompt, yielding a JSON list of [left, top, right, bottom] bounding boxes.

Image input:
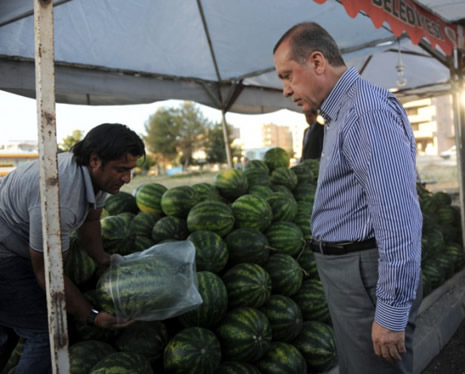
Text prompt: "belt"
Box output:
[[309, 237, 377, 255]]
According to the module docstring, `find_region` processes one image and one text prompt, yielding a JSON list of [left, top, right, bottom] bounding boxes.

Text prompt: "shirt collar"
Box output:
[[320, 66, 359, 123], [81, 165, 98, 209]]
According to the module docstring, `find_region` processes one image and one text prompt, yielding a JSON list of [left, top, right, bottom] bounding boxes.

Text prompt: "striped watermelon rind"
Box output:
[[187, 200, 235, 237], [292, 279, 331, 323], [187, 230, 229, 274], [178, 271, 229, 328], [163, 327, 221, 374], [222, 263, 272, 308], [214, 168, 249, 200], [69, 340, 115, 374], [225, 227, 271, 266], [259, 294, 303, 342], [265, 221, 304, 257], [161, 185, 200, 218], [264, 147, 290, 171], [134, 183, 167, 214], [292, 320, 338, 372], [231, 194, 272, 231], [215, 307, 272, 363], [255, 342, 307, 374], [264, 254, 303, 297], [89, 352, 153, 374]]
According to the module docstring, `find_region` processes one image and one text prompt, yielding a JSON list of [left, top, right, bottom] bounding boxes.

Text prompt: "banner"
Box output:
[[313, 0, 464, 55]]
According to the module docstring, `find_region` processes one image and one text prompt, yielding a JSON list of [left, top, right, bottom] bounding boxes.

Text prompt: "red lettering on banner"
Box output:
[[317, 0, 464, 54]]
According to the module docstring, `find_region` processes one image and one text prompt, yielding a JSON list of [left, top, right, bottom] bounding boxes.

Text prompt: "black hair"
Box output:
[[72, 123, 145, 166], [273, 22, 345, 67]]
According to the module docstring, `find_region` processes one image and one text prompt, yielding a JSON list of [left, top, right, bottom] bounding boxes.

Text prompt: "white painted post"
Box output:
[[33, 0, 70, 372]]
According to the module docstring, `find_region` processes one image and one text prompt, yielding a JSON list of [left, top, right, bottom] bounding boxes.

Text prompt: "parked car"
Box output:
[[440, 145, 456, 160]]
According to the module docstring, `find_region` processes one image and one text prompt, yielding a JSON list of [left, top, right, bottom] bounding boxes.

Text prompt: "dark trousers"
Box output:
[[314, 248, 422, 374], [0, 255, 52, 374]]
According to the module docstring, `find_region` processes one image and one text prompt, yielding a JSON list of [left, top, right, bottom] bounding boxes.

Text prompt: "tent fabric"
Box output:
[[0, 0, 463, 114], [316, 0, 465, 55]]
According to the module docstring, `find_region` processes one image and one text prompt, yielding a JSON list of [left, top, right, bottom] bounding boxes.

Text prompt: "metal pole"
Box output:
[[34, 0, 70, 373], [221, 110, 233, 168], [451, 48, 465, 248]]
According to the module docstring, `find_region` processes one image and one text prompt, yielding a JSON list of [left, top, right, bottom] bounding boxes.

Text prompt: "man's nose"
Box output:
[[122, 170, 132, 183]]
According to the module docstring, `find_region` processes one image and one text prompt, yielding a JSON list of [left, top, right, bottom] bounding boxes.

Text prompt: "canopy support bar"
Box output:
[[34, 0, 70, 372], [197, 0, 232, 167]]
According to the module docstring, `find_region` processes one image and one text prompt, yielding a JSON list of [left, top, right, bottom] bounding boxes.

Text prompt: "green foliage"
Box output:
[[205, 122, 242, 164], [60, 129, 83, 152], [144, 102, 209, 167]]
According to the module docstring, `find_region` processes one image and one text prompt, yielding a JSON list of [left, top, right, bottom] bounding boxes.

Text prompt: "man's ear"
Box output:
[[308, 51, 326, 74], [88, 153, 102, 170]]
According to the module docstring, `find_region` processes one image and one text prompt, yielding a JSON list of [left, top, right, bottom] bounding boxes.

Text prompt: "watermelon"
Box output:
[[292, 321, 338, 372], [161, 185, 200, 218], [187, 200, 235, 237], [100, 215, 135, 255], [64, 232, 96, 286], [296, 246, 319, 279], [422, 262, 445, 290], [115, 321, 169, 362], [292, 183, 317, 203], [225, 227, 271, 266], [290, 163, 315, 184], [130, 211, 163, 238], [192, 183, 221, 201], [134, 183, 167, 214], [293, 201, 313, 240], [214, 168, 249, 200], [270, 184, 294, 198], [265, 221, 304, 257], [178, 271, 228, 328], [117, 211, 136, 226], [215, 307, 272, 362], [264, 147, 290, 171], [69, 340, 115, 374], [163, 327, 221, 374], [151, 216, 189, 243], [266, 192, 298, 222], [260, 295, 303, 342], [222, 263, 272, 308], [264, 254, 303, 296], [300, 159, 320, 179], [292, 279, 330, 323], [244, 167, 271, 188], [96, 243, 198, 320], [431, 191, 452, 207], [270, 167, 298, 191], [248, 185, 274, 199], [231, 194, 272, 231], [244, 159, 269, 173], [187, 231, 229, 273], [90, 352, 153, 374], [104, 191, 139, 215], [214, 361, 261, 374], [255, 342, 307, 374], [133, 235, 156, 252]]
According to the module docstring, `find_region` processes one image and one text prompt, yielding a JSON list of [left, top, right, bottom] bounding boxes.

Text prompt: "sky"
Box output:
[[0, 90, 307, 147]]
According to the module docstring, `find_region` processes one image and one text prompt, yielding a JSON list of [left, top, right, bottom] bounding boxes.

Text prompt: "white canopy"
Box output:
[[0, 0, 463, 114]]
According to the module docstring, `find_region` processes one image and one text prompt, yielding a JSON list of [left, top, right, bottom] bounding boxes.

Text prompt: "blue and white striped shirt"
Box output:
[[311, 67, 422, 331]]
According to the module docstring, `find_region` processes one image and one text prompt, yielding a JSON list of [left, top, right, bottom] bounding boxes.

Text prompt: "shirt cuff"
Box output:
[[375, 300, 411, 331]]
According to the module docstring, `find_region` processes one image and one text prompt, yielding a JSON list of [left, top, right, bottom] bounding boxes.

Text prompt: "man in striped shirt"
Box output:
[[273, 23, 422, 373]]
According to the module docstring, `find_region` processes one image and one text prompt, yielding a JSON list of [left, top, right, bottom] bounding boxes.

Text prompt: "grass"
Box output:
[[120, 171, 217, 194]]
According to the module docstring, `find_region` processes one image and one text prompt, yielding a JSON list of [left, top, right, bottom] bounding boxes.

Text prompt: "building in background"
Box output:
[[0, 140, 38, 176], [262, 123, 293, 156], [403, 95, 455, 156]]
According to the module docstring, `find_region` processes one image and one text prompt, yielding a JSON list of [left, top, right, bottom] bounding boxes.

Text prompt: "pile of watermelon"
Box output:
[[3, 147, 464, 374]]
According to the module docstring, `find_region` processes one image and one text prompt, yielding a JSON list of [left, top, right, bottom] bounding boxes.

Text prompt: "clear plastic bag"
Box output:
[[96, 240, 202, 322]]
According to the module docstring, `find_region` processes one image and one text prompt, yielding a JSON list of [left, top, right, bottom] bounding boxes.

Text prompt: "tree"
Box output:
[[205, 122, 242, 164], [59, 129, 83, 151], [144, 102, 210, 170]]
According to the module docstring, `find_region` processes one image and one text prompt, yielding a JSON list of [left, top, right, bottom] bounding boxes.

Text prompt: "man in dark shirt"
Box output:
[[301, 109, 324, 161]]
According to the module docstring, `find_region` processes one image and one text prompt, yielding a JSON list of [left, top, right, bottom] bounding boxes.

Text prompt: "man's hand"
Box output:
[[94, 311, 134, 329], [372, 321, 406, 362]]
